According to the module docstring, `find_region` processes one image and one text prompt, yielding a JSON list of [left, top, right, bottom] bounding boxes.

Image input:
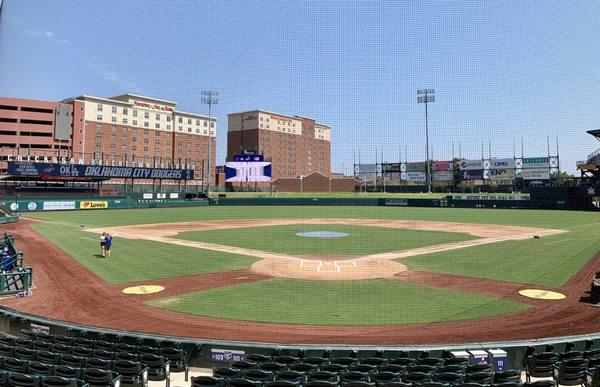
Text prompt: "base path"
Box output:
[[1, 219, 600, 345], [87, 218, 564, 281]]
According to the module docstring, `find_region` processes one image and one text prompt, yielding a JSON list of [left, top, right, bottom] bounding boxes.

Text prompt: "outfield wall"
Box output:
[[0, 196, 209, 212]]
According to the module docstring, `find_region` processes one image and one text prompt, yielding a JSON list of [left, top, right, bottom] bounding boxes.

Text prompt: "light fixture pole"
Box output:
[[201, 91, 218, 193], [418, 89, 435, 193]]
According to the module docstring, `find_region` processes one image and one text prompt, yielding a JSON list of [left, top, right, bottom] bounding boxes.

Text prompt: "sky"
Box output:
[[0, 0, 599, 174]]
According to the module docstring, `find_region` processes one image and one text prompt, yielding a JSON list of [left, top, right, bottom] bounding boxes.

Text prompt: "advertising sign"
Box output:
[[432, 160, 454, 171], [523, 157, 550, 169], [42, 201, 76, 211], [405, 162, 426, 172], [522, 168, 550, 180], [459, 169, 484, 180], [232, 154, 264, 162], [210, 349, 246, 363], [405, 171, 426, 182], [7, 162, 194, 181], [459, 159, 484, 170], [356, 164, 377, 173], [489, 168, 515, 181], [432, 170, 453, 181], [382, 163, 401, 173], [79, 201, 109, 210], [225, 161, 272, 183], [490, 158, 516, 169]]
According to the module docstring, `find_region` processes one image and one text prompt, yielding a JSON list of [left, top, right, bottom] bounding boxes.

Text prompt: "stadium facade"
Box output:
[[0, 94, 217, 182]]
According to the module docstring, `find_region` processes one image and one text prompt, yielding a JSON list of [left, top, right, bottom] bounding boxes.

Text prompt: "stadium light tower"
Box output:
[[417, 89, 435, 193], [201, 90, 218, 193]]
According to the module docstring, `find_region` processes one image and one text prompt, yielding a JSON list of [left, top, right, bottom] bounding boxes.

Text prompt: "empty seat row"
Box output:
[[192, 377, 557, 387]]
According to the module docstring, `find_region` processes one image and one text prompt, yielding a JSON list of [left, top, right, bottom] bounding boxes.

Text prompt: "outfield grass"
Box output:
[[32, 222, 258, 284], [146, 278, 531, 325], [175, 224, 475, 256], [402, 224, 600, 287]]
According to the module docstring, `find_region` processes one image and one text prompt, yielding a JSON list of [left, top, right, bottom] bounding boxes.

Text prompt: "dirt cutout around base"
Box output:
[[87, 218, 564, 281]]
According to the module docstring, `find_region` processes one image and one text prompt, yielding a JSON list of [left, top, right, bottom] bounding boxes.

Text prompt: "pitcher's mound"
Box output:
[[251, 257, 408, 281]]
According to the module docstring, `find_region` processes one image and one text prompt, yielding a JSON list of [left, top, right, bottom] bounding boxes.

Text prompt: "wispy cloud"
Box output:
[[25, 28, 55, 39], [85, 61, 139, 91]]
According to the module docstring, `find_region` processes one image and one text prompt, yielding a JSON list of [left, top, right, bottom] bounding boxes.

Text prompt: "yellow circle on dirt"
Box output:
[[122, 285, 165, 295], [518, 289, 566, 300]]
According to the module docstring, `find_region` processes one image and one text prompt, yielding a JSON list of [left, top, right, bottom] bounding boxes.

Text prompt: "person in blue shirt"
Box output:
[[103, 234, 115, 258], [1, 247, 12, 273]]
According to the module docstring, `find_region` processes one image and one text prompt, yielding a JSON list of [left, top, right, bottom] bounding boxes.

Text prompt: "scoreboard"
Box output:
[[225, 154, 272, 183]]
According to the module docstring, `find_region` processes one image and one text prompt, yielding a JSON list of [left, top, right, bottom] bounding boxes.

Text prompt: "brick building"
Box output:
[[227, 110, 330, 179], [0, 94, 216, 182]]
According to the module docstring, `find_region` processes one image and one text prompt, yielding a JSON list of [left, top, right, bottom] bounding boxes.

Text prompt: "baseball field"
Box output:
[[6, 205, 600, 344]]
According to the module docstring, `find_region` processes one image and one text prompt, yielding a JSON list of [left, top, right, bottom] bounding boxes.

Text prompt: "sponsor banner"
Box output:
[[7, 162, 194, 180], [432, 160, 454, 171], [452, 194, 530, 201], [356, 164, 377, 173], [432, 170, 454, 181], [30, 323, 50, 335], [80, 201, 109, 210], [522, 168, 550, 180], [523, 157, 550, 169], [142, 193, 153, 199], [211, 349, 246, 363], [43, 201, 76, 211], [490, 158, 515, 169], [459, 159, 484, 170], [405, 162, 426, 172], [405, 171, 426, 182], [382, 163, 401, 173], [225, 161, 272, 183], [459, 169, 484, 180], [490, 168, 515, 181], [385, 199, 409, 206], [169, 193, 179, 199]]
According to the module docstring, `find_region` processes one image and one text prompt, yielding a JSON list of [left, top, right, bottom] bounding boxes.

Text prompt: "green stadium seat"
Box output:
[[111, 359, 149, 387], [59, 355, 85, 368], [36, 352, 60, 366], [402, 371, 431, 384], [320, 363, 347, 373], [213, 367, 241, 380], [8, 372, 40, 387], [371, 371, 399, 383], [27, 361, 55, 376], [54, 365, 82, 379], [51, 345, 72, 356], [288, 362, 317, 372], [41, 375, 86, 387], [434, 372, 464, 384], [190, 375, 222, 387], [3, 356, 30, 373], [307, 370, 339, 383], [273, 370, 303, 383], [258, 363, 285, 372], [227, 378, 262, 387], [82, 367, 121, 387], [15, 347, 37, 361], [159, 347, 189, 381], [243, 369, 273, 383], [139, 353, 170, 385]]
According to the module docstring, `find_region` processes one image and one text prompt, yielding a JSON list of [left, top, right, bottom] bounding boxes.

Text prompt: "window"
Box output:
[[132, 137, 137, 142], [110, 143, 115, 149], [95, 142, 101, 148], [155, 139, 160, 145], [178, 117, 183, 123], [187, 127, 191, 133], [110, 126, 116, 132], [143, 147, 148, 152], [132, 145, 137, 151], [96, 133, 102, 139], [154, 147, 160, 153], [144, 138, 149, 144], [111, 117, 117, 123], [178, 126, 182, 131], [122, 118, 128, 124], [156, 113, 160, 120], [97, 115, 103, 121], [204, 121, 207, 127], [196, 119, 200, 126], [144, 112, 149, 119], [97, 103, 103, 111], [133, 110, 137, 117], [121, 145, 127, 151], [144, 130, 149, 135], [123, 108, 128, 115], [132, 120, 137, 126], [166, 124, 171, 130], [195, 128, 200, 134], [111, 106, 117, 113], [187, 118, 192, 124], [121, 136, 127, 141], [155, 123, 160, 129], [166, 116, 171, 122], [110, 134, 116, 141], [144, 122, 149, 127]]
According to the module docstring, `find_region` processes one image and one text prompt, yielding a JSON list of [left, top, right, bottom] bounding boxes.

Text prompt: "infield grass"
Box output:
[[174, 224, 475, 256], [146, 278, 531, 325]]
